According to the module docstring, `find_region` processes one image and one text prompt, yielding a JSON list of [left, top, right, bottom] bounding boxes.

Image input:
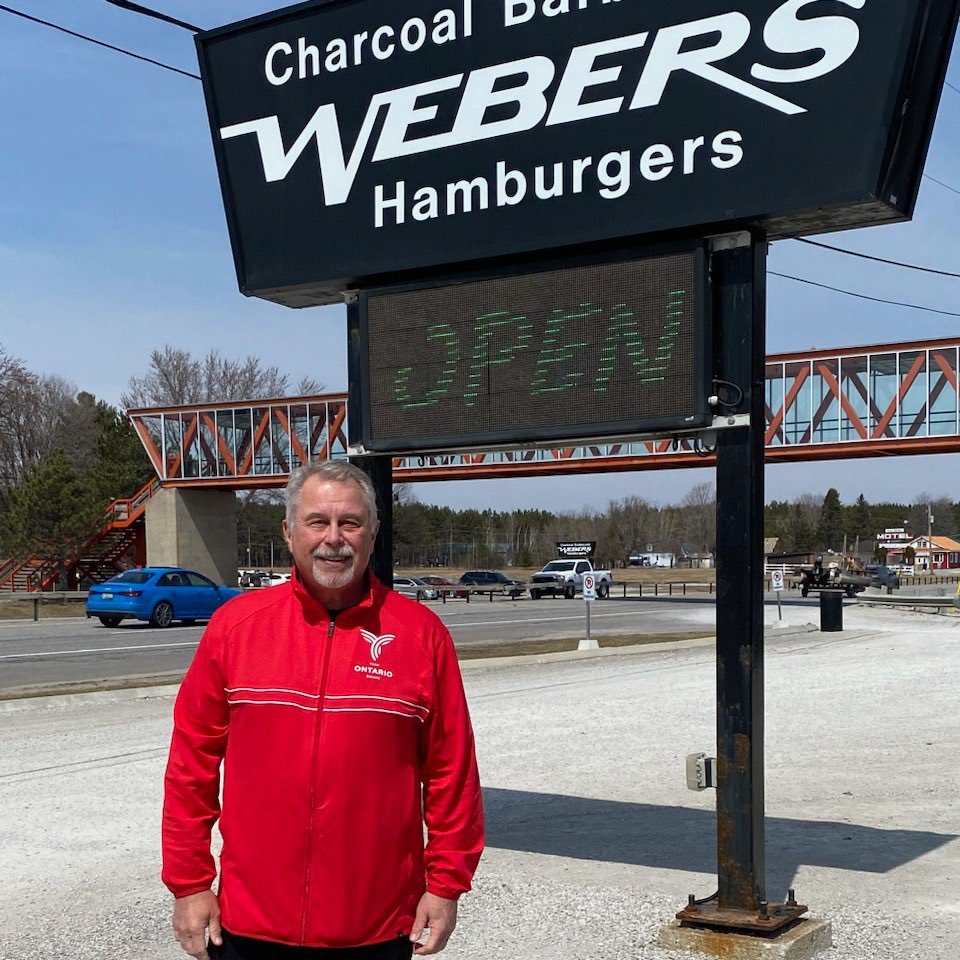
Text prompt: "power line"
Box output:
[[103, 1, 201, 34], [794, 238, 960, 279], [945, 80, 960, 96], [923, 174, 960, 199], [769, 272, 960, 318], [0, 4, 200, 80]]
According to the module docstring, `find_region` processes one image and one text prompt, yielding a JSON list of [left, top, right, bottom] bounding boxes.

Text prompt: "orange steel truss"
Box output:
[[128, 337, 960, 488]]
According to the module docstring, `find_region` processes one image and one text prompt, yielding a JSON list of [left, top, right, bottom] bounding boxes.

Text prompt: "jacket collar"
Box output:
[[290, 564, 384, 625]]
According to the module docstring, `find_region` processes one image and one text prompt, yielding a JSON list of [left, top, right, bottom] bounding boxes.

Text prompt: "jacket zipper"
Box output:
[[300, 617, 335, 945]]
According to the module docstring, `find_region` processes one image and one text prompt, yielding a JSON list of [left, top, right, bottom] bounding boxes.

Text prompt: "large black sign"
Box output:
[[557, 542, 597, 559], [197, 0, 958, 306], [349, 244, 710, 452]]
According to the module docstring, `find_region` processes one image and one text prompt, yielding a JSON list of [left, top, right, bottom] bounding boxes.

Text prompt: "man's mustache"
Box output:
[[312, 547, 356, 560]]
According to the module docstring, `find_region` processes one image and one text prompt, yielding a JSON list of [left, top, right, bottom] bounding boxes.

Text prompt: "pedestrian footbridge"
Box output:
[[128, 336, 960, 486]]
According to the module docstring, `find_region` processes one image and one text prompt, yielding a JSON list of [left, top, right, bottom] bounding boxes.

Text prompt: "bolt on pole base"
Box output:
[[675, 898, 808, 935]]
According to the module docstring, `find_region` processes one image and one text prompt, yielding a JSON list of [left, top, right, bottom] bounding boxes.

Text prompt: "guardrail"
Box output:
[[856, 593, 959, 611], [0, 591, 89, 621], [628, 581, 715, 597], [431, 586, 525, 603]]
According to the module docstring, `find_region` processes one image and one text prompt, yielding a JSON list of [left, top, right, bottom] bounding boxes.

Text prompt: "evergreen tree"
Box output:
[[0, 451, 100, 556], [850, 493, 872, 543], [817, 488, 843, 550], [787, 503, 816, 552], [87, 399, 154, 503]]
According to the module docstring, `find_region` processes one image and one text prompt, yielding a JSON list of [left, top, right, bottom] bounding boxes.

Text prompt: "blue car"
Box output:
[[86, 567, 242, 628]]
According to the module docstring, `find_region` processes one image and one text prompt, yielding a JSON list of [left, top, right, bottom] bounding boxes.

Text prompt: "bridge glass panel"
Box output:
[[290, 404, 309, 468], [183, 413, 202, 479], [839, 355, 868, 442], [929, 347, 959, 436], [765, 364, 784, 447], [811, 358, 840, 444], [868, 353, 897, 438], [199, 413, 218, 477], [271, 407, 291, 474], [216, 410, 235, 476], [138, 414, 164, 474], [163, 414, 183, 480], [251, 406, 272, 475], [782, 361, 811, 445], [309, 403, 329, 460], [898, 350, 928, 438], [234, 408, 253, 477], [328, 402, 349, 460]]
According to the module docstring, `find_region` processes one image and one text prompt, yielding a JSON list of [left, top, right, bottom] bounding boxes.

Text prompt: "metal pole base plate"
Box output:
[[676, 900, 808, 934]]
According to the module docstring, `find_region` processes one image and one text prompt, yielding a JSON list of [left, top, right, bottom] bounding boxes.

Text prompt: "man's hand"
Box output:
[[410, 892, 458, 955], [173, 890, 222, 959]]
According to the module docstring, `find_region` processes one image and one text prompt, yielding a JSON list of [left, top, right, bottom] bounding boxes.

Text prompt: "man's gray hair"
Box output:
[[284, 461, 379, 527]]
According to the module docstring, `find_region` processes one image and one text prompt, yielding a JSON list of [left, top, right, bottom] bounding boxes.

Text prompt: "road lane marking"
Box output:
[[0, 641, 199, 660]]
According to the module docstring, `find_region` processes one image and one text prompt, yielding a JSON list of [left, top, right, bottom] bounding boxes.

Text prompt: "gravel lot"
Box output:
[[0, 605, 957, 960]]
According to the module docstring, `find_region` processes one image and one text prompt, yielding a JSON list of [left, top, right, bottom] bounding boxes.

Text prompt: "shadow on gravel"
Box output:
[[483, 787, 957, 891]]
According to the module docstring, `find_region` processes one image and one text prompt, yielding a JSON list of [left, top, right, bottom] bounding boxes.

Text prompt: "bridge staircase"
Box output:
[[0, 479, 160, 592]]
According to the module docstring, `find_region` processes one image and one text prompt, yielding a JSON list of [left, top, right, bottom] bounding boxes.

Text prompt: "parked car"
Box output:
[[393, 576, 439, 601], [865, 564, 900, 591], [86, 567, 242, 628], [420, 575, 469, 599], [239, 570, 292, 589], [529, 559, 612, 599], [458, 570, 526, 598]]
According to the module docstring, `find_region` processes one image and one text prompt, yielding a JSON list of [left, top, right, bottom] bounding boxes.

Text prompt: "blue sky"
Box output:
[[1, 1, 958, 511]]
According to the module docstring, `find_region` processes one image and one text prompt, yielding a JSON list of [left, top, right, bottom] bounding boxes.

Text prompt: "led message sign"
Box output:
[[350, 247, 709, 453], [197, 0, 959, 306]]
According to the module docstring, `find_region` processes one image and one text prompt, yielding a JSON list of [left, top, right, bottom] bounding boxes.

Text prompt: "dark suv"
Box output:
[[459, 570, 526, 598]]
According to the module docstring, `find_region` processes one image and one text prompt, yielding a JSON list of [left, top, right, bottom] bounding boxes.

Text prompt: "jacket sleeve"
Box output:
[[161, 617, 230, 899], [419, 628, 484, 900]]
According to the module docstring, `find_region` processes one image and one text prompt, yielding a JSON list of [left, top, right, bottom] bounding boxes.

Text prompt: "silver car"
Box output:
[[392, 577, 439, 601]]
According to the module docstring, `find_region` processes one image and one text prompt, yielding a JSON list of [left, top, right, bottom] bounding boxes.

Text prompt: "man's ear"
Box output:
[[282, 518, 293, 551], [372, 519, 381, 542]]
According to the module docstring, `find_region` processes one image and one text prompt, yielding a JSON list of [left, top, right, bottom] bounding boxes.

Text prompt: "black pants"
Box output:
[[211, 929, 413, 960]]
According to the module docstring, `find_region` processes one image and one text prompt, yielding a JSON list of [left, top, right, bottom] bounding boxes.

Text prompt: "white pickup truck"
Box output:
[[529, 559, 613, 600]]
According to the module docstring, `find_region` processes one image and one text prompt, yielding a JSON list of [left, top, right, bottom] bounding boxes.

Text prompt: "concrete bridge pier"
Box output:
[[145, 488, 238, 587]]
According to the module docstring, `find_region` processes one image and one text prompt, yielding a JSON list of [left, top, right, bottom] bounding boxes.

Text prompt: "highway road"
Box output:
[[0, 593, 827, 695]]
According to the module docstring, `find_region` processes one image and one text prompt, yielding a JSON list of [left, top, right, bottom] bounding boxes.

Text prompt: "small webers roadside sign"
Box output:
[[197, 1, 958, 306]]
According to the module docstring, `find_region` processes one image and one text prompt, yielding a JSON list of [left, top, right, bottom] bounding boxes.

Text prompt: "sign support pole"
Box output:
[[348, 299, 394, 588], [713, 236, 767, 915], [675, 234, 809, 934]]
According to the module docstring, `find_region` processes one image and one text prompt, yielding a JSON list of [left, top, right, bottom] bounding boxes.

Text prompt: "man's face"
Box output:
[[282, 477, 379, 593]]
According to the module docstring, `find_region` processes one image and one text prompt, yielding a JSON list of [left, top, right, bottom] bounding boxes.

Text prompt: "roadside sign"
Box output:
[[771, 570, 785, 592], [197, 0, 960, 307], [582, 574, 597, 602]]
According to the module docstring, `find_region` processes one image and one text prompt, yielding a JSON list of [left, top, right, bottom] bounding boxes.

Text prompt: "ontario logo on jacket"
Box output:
[[355, 628, 396, 678]]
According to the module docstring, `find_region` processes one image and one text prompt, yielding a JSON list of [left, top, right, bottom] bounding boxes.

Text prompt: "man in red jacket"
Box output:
[[163, 461, 484, 960]]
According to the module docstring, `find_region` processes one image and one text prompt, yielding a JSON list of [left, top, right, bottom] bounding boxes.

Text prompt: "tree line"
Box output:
[[241, 484, 959, 571], [0, 345, 322, 561]]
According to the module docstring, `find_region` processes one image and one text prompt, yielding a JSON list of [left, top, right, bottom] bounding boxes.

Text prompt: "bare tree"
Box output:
[[908, 493, 955, 538], [121, 346, 325, 409], [0, 346, 78, 489], [680, 481, 716, 554]]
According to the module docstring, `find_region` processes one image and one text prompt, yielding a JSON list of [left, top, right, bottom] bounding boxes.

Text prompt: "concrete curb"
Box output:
[[0, 623, 820, 708], [0, 677, 182, 712]]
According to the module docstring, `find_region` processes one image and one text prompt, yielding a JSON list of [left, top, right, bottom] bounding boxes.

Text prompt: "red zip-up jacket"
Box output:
[[162, 570, 484, 948]]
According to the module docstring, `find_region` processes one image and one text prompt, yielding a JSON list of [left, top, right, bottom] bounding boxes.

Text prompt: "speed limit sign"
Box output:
[[771, 570, 785, 592], [583, 574, 597, 602]]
